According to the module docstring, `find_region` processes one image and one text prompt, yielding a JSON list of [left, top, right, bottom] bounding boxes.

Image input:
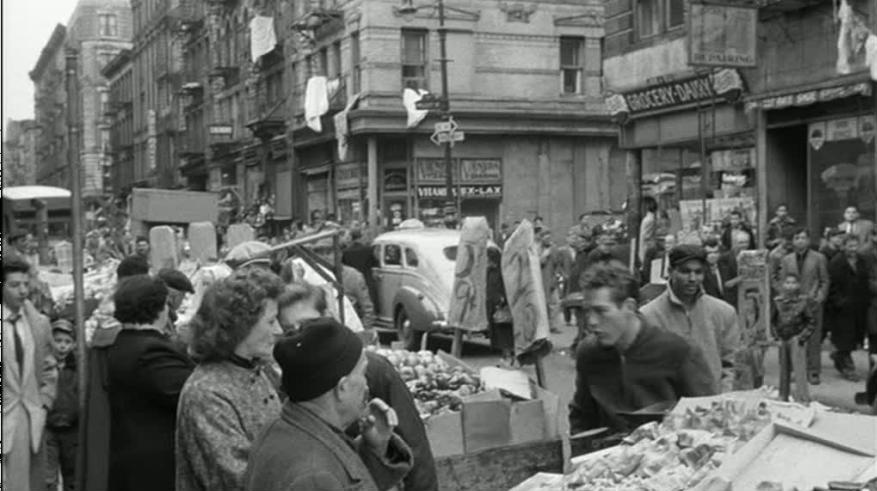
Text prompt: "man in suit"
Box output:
[[716, 230, 754, 309], [838, 205, 875, 245], [702, 238, 725, 300], [3, 255, 58, 491], [342, 228, 379, 305], [826, 234, 871, 381], [780, 228, 830, 385]]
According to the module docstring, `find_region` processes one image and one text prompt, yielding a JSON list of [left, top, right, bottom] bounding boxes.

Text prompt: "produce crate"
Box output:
[[424, 351, 567, 457]]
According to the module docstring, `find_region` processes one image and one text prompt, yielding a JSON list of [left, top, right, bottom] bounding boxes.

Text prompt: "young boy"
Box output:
[[771, 273, 816, 402], [46, 318, 79, 491]]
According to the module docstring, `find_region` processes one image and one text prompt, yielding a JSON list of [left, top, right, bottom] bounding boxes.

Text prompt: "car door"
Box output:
[[374, 243, 404, 322]]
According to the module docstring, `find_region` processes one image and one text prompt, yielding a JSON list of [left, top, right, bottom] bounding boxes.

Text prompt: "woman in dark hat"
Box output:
[[175, 268, 285, 491]]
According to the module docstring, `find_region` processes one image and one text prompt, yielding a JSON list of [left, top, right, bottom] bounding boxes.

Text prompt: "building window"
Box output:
[[351, 32, 361, 93], [331, 41, 342, 80], [401, 29, 428, 90], [99, 14, 118, 37], [319, 48, 328, 76], [560, 37, 584, 94], [636, 0, 660, 38], [666, 0, 685, 29]]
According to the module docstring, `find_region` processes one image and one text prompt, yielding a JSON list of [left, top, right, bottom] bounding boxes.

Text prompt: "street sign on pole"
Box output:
[[415, 93, 445, 111]]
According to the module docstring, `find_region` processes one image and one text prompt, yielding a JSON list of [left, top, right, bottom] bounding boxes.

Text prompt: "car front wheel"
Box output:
[[395, 307, 423, 351]]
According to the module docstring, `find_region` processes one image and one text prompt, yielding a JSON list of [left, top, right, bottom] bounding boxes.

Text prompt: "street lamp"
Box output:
[[396, 0, 457, 226]]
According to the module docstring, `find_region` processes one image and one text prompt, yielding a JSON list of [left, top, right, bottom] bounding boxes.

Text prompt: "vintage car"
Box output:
[[371, 226, 495, 350]]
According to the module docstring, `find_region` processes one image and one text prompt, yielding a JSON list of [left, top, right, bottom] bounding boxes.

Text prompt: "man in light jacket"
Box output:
[[3, 255, 58, 491], [641, 245, 741, 393]]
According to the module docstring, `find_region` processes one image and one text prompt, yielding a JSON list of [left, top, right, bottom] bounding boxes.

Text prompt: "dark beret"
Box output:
[[158, 268, 195, 294], [273, 317, 363, 402], [117, 255, 150, 279]]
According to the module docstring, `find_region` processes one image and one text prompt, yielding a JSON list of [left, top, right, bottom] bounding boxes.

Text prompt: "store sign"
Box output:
[[417, 185, 503, 199], [335, 162, 361, 189], [416, 158, 455, 183], [745, 82, 872, 113], [808, 122, 826, 151], [606, 68, 744, 118], [384, 169, 408, 192], [688, 4, 757, 68], [826, 118, 859, 142], [460, 159, 502, 182], [859, 116, 875, 144]]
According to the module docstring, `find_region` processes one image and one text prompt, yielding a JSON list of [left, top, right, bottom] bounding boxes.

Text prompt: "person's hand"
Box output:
[[360, 398, 398, 456]]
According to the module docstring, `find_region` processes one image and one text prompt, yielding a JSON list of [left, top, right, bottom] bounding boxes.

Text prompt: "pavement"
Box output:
[[409, 323, 875, 416]]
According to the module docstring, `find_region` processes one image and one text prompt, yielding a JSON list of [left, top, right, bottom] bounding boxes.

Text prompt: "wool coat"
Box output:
[[246, 402, 413, 491], [827, 253, 871, 351], [100, 328, 194, 491], [176, 360, 282, 491]]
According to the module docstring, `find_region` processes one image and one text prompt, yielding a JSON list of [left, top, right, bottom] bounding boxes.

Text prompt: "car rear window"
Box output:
[[443, 246, 457, 261]]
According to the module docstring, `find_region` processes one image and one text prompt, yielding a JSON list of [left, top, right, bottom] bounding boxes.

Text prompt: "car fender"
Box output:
[[393, 285, 441, 332]]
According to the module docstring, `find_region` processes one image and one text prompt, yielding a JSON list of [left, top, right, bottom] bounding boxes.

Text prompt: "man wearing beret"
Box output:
[[641, 245, 741, 393], [246, 318, 412, 491]]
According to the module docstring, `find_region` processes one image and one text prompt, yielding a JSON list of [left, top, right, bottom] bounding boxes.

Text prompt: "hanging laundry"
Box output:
[[866, 34, 877, 81], [836, 0, 854, 74], [403, 88, 430, 128], [327, 78, 342, 99], [249, 16, 277, 62], [335, 93, 361, 161], [305, 76, 330, 132]]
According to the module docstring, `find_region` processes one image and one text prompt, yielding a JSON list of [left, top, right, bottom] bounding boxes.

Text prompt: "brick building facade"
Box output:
[[602, 0, 876, 250], [30, 24, 69, 188], [102, 49, 135, 194], [2, 119, 39, 186]]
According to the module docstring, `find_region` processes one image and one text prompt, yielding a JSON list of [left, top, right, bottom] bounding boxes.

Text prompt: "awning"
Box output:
[[744, 74, 872, 113]]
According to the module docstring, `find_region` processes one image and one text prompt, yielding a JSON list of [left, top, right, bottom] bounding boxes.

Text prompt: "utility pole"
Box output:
[[437, 0, 455, 225], [66, 48, 88, 491]]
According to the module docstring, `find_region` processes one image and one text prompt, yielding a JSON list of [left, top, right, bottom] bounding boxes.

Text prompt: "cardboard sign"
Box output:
[[226, 223, 255, 249], [188, 221, 217, 263], [149, 226, 179, 271], [447, 216, 490, 332], [735, 249, 770, 390], [501, 219, 550, 357]]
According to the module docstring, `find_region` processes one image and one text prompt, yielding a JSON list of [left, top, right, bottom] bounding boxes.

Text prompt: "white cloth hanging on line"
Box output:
[[249, 16, 277, 62], [305, 76, 330, 133], [403, 88, 430, 128], [335, 93, 362, 161]]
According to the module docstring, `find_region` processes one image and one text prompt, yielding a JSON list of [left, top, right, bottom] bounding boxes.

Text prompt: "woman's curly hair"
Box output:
[[188, 268, 284, 363]]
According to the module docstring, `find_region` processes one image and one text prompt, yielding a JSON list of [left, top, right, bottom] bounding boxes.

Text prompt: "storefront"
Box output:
[[334, 161, 365, 224], [746, 78, 876, 237], [382, 166, 410, 229], [608, 68, 755, 244], [413, 158, 503, 228]]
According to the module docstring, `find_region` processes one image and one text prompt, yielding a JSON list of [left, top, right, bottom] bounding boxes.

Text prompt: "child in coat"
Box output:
[[771, 272, 816, 403], [46, 318, 79, 491]]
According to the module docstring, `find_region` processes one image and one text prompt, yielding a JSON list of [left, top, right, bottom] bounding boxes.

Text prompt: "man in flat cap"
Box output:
[[641, 244, 741, 393], [224, 240, 273, 272], [246, 317, 412, 491]]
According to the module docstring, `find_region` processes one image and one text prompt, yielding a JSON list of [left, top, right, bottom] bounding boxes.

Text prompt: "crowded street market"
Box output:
[[2, 0, 877, 490]]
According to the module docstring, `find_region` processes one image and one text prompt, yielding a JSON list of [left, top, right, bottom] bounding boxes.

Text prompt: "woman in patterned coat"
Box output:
[[175, 268, 285, 491]]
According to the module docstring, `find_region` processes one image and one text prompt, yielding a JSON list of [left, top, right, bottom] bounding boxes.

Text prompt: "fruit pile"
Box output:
[[562, 399, 775, 490], [366, 347, 484, 418]]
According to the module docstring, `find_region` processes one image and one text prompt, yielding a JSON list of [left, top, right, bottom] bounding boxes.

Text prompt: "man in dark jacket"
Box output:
[[827, 235, 871, 381], [569, 263, 715, 434], [84, 275, 194, 491], [277, 283, 438, 491], [342, 228, 379, 305], [247, 318, 412, 491]]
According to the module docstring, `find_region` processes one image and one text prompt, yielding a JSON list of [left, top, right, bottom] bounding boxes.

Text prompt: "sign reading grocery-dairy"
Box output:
[[417, 185, 502, 199], [606, 68, 744, 117]]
